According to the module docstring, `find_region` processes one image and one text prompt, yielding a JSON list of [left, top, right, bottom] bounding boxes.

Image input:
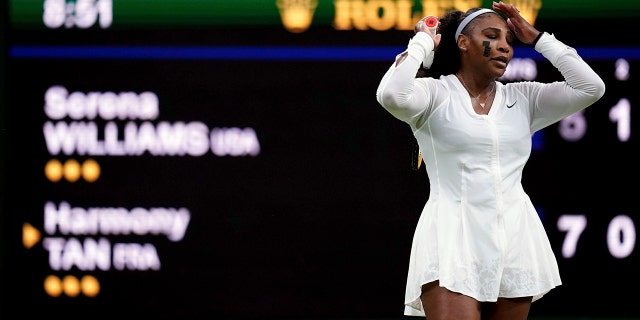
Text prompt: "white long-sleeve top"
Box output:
[[376, 32, 605, 317]]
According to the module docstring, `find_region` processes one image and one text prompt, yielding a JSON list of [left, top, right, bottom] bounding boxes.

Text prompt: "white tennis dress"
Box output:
[[376, 32, 605, 317]]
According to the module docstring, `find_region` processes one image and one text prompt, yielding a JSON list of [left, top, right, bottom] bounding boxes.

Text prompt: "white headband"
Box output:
[[454, 8, 497, 42]]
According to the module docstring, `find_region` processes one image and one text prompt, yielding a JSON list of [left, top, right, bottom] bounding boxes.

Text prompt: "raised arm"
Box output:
[[376, 23, 439, 122]]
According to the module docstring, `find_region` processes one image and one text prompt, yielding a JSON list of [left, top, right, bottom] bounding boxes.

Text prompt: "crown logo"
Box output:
[[505, 0, 542, 25], [276, 0, 318, 33]]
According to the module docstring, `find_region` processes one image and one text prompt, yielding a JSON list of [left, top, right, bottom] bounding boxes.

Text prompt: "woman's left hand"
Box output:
[[492, 1, 540, 44]]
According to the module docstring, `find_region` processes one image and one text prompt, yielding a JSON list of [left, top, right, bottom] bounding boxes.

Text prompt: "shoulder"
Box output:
[[500, 80, 544, 98], [415, 74, 458, 92]]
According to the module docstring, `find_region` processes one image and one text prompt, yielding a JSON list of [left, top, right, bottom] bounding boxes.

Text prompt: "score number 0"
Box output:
[[558, 214, 636, 259]]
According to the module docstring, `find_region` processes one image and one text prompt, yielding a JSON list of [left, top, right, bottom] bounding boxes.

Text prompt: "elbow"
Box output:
[[577, 75, 606, 105], [378, 89, 401, 109], [594, 78, 606, 101], [586, 77, 606, 105], [377, 90, 413, 121]]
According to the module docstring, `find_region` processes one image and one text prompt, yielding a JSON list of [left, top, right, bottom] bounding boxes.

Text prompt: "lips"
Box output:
[[492, 56, 509, 67]]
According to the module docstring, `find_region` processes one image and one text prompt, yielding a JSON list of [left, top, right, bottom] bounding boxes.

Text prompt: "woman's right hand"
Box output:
[[414, 17, 441, 48]]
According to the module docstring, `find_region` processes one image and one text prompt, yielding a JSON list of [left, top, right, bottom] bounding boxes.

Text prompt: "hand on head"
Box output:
[[492, 1, 540, 44]]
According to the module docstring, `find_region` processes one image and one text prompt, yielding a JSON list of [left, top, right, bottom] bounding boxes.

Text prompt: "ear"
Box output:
[[457, 35, 469, 51]]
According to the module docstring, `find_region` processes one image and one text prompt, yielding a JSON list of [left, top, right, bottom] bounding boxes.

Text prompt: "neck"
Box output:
[[455, 72, 496, 109], [455, 72, 493, 96]]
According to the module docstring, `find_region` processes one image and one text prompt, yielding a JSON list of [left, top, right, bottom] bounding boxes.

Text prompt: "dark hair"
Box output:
[[416, 8, 499, 78]]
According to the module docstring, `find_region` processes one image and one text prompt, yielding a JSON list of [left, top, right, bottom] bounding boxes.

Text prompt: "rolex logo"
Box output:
[[276, 0, 318, 33], [508, 0, 542, 25]]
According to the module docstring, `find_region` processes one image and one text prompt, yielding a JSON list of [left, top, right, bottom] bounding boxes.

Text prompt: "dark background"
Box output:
[[1, 1, 638, 319]]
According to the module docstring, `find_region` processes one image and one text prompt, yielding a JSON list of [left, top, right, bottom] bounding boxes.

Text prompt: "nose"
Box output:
[[496, 36, 511, 53]]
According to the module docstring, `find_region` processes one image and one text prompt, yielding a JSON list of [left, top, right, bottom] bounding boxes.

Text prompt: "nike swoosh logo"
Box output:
[[507, 101, 517, 108]]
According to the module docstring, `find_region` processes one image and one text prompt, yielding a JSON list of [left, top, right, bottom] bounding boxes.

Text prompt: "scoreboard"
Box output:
[[2, 1, 639, 319]]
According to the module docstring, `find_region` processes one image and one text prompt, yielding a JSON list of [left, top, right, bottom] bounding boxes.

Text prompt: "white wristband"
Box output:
[[407, 32, 435, 69]]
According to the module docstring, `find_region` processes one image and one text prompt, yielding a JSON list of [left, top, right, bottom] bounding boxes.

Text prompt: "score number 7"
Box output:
[[557, 214, 636, 259]]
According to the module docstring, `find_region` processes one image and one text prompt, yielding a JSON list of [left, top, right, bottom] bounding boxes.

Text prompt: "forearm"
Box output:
[[535, 32, 606, 105], [376, 33, 434, 121]]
